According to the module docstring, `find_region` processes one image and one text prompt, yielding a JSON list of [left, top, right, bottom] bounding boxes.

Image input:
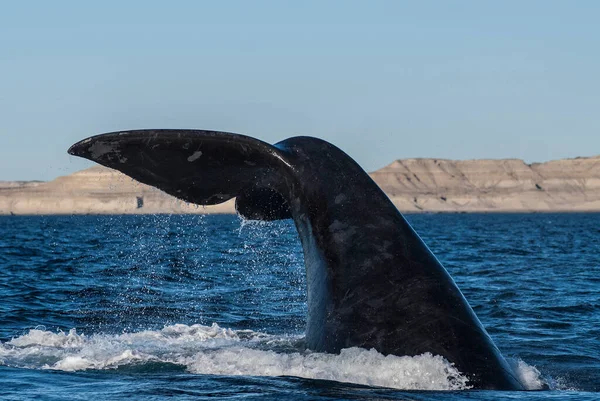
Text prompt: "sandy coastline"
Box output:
[[2, 155, 600, 215]]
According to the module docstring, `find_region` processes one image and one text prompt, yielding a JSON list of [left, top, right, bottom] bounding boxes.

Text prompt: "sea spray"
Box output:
[[0, 323, 547, 391]]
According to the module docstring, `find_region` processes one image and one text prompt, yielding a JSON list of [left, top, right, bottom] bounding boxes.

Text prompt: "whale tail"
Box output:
[[69, 129, 524, 390], [68, 130, 292, 220]]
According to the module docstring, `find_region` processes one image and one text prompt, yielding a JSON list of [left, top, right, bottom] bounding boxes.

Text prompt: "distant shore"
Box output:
[[2, 155, 600, 215]]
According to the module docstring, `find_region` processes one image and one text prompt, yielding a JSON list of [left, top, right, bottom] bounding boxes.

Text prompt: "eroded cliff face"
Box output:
[[371, 156, 600, 212], [0, 166, 234, 215], [1, 156, 600, 215]]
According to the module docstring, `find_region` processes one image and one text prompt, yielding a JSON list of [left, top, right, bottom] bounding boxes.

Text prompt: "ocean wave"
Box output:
[[0, 323, 544, 391]]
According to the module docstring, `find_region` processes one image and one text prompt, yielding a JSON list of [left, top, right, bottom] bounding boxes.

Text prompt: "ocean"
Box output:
[[1, 213, 599, 400]]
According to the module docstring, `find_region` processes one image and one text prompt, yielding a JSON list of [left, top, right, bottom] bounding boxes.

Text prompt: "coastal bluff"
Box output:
[[2, 155, 600, 215]]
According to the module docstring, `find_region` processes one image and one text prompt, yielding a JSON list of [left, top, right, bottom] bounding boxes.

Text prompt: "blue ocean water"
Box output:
[[1, 213, 599, 400]]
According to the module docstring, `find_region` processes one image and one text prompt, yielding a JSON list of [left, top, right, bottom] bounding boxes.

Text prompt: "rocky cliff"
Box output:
[[371, 156, 600, 212], [2, 155, 600, 215], [0, 166, 234, 215]]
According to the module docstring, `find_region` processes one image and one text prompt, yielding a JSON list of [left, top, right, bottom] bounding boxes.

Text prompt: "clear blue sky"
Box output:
[[1, 1, 598, 181]]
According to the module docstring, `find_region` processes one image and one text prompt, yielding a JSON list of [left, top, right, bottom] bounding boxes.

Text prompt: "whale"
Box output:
[[68, 129, 524, 390]]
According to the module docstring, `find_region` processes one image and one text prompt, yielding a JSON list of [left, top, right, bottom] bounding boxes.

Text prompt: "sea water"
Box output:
[[1, 213, 599, 400]]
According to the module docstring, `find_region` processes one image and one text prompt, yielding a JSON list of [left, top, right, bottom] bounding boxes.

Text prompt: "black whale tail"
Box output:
[[68, 130, 293, 220], [69, 129, 526, 391]]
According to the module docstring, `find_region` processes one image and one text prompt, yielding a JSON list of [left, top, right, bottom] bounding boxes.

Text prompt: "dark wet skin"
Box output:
[[69, 130, 524, 390]]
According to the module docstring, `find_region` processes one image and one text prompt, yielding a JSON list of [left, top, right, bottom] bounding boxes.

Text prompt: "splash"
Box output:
[[0, 323, 545, 391], [185, 346, 469, 391], [510, 358, 548, 390]]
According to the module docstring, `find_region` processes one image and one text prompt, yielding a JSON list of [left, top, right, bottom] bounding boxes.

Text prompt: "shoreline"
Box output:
[[2, 154, 600, 215], [5, 208, 600, 216]]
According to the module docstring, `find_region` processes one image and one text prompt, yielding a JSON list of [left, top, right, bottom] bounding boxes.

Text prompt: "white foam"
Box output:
[[510, 358, 548, 390], [8, 328, 85, 348], [0, 323, 545, 391], [186, 347, 469, 390]]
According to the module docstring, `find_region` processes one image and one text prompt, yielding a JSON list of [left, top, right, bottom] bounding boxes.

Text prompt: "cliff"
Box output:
[[371, 156, 600, 212], [1, 155, 600, 215], [0, 166, 234, 215]]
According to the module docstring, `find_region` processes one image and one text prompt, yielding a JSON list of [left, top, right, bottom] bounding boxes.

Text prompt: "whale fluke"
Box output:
[[68, 129, 524, 390]]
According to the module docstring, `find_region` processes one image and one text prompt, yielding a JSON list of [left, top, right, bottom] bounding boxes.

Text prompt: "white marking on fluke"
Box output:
[[187, 151, 203, 162], [87, 141, 128, 163], [334, 194, 346, 204], [88, 141, 114, 159]]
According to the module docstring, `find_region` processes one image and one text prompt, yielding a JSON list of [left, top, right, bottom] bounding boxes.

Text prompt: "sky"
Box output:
[[1, 1, 598, 181]]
